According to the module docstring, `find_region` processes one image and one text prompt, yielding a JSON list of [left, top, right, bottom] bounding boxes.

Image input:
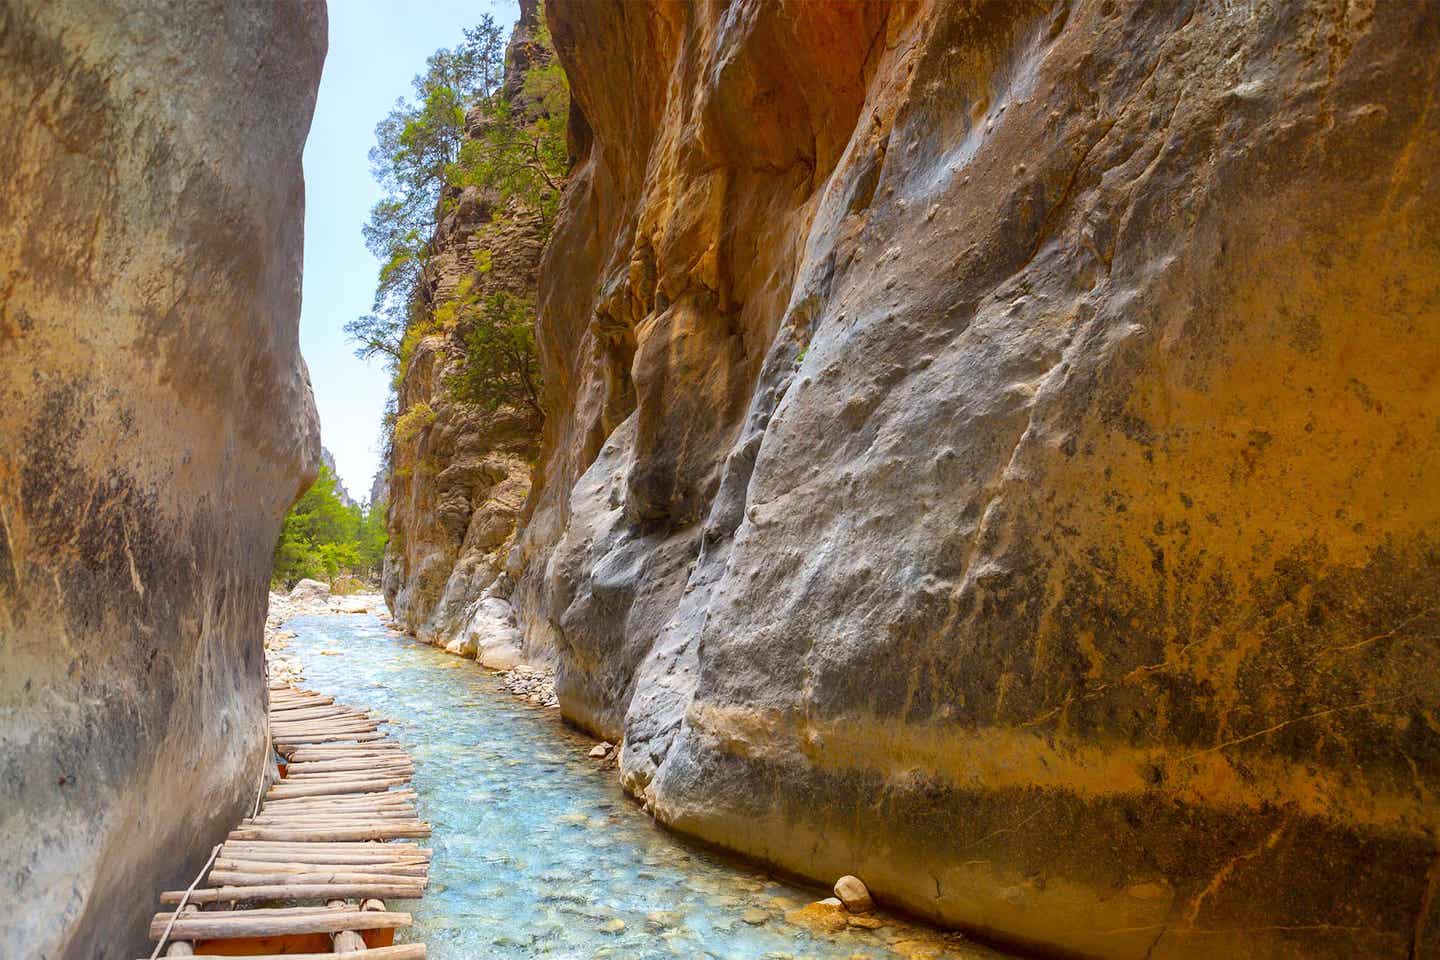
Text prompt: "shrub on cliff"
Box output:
[[443, 290, 542, 417], [393, 401, 437, 443]]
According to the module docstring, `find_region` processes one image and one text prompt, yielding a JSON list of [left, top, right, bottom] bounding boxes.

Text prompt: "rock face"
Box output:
[[512, 2, 1440, 957], [0, 2, 323, 957], [320, 445, 356, 506], [382, 4, 549, 649]]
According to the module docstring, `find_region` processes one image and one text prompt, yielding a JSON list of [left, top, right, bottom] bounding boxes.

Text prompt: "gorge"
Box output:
[[3, 1, 1439, 958]]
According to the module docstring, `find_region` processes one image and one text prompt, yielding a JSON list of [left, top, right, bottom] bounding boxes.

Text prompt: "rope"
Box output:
[[153, 684, 278, 957], [148, 842, 221, 959]]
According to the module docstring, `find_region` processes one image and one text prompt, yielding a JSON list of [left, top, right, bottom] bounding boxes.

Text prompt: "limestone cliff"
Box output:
[[0, 2, 324, 957], [381, 3, 550, 663], [512, 1, 1440, 957], [321, 445, 356, 507]]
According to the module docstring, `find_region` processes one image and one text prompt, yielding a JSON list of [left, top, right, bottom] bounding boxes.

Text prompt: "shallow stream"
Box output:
[[283, 614, 1005, 960]]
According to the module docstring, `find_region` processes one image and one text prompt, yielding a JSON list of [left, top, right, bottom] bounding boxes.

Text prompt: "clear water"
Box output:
[[282, 614, 1006, 960]]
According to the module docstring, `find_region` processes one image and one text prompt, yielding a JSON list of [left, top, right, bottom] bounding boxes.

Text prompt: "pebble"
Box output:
[[742, 908, 769, 925], [598, 918, 626, 934], [590, 741, 613, 758]]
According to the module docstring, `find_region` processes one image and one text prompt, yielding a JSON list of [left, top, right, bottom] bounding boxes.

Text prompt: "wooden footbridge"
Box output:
[[143, 682, 430, 959]]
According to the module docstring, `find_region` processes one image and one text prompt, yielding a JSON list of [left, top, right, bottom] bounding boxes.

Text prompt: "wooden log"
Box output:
[[218, 849, 430, 864], [279, 742, 400, 748], [280, 770, 413, 783], [283, 758, 413, 774], [252, 807, 419, 818], [164, 904, 199, 956], [283, 763, 413, 775], [264, 782, 414, 794], [262, 789, 417, 804], [273, 732, 387, 745], [282, 744, 404, 753], [208, 869, 427, 885], [271, 726, 383, 739], [262, 800, 417, 810], [268, 705, 358, 718], [148, 908, 410, 940], [137, 947, 425, 960], [269, 704, 338, 713], [283, 749, 408, 762], [228, 825, 431, 842], [270, 783, 413, 794], [218, 846, 430, 861], [276, 747, 402, 756], [216, 846, 426, 863], [282, 760, 411, 770], [221, 840, 427, 851], [271, 717, 382, 729], [160, 882, 423, 904], [216, 858, 429, 875], [216, 852, 428, 867], [242, 820, 427, 832], [270, 726, 383, 738], [256, 802, 417, 816], [266, 778, 409, 799], [328, 898, 367, 954], [277, 772, 413, 783], [248, 813, 420, 826]]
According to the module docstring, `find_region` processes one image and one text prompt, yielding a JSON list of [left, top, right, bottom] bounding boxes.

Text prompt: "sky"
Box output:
[[300, 0, 520, 502]]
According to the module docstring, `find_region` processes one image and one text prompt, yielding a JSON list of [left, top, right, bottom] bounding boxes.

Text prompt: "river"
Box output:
[[281, 613, 1007, 960]]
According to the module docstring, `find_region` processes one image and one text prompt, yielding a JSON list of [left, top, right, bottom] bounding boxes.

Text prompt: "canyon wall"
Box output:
[[0, 2, 324, 957], [382, 3, 549, 664], [512, 1, 1440, 957]]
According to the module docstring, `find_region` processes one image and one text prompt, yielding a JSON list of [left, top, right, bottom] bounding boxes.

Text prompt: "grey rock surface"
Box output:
[[0, 1, 324, 956], [512, 1, 1440, 957]]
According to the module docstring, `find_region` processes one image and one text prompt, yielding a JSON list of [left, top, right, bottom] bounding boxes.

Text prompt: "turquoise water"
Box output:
[[282, 614, 1003, 960]]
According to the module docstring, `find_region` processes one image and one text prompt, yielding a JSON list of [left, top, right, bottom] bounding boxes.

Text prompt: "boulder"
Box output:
[[290, 578, 330, 600], [833, 875, 873, 914]]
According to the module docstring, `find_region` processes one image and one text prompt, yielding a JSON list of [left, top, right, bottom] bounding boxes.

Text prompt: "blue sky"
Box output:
[[300, 0, 520, 501]]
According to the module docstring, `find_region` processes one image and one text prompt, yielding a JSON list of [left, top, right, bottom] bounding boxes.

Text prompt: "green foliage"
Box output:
[[271, 465, 389, 588], [347, 13, 566, 441], [444, 290, 542, 416], [445, 58, 570, 224], [394, 401, 437, 443], [345, 16, 508, 369]]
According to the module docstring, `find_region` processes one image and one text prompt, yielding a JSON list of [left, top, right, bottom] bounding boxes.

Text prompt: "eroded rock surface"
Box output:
[[512, 1, 1440, 957], [0, 2, 324, 956]]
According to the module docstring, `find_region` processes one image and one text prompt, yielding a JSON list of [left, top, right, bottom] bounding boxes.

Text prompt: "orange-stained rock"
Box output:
[[512, 1, 1440, 957]]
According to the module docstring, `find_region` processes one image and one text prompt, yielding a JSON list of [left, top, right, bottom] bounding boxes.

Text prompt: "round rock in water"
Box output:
[[833, 875, 873, 913]]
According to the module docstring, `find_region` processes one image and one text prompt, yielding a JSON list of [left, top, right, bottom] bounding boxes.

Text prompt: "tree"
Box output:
[[345, 16, 508, 369], [445, 291, 542, 417], [271, 465, 388, 588], [445, 58, 569, 223]]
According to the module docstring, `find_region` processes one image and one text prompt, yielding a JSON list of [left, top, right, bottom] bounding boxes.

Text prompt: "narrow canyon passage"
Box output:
[[280, 611, 1004, 960], [5, 0, 1439, 957]]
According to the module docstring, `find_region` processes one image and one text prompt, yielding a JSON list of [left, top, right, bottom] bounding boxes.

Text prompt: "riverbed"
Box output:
[[282, 614, 1006, 960]]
